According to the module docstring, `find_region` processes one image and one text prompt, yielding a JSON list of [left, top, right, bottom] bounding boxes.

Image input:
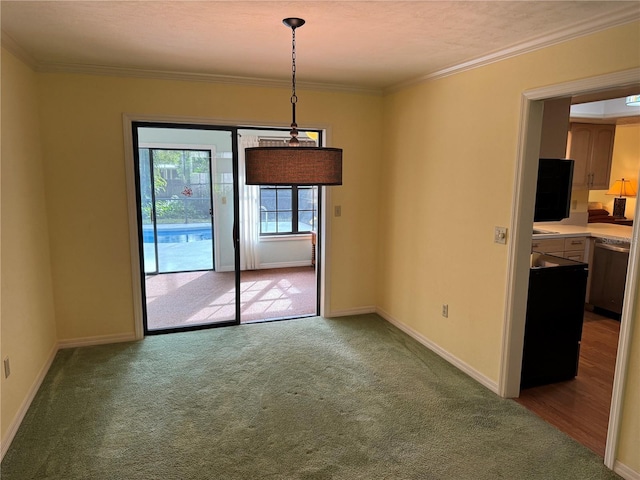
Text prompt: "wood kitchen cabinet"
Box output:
[[531, 237, 564, 257], [566, 123, 615, 190], [563, 237, 587, 262], [531, 236, 587, 262]]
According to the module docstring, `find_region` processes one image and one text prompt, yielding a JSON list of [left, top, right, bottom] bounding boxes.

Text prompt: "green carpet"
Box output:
[[1, 314, 620, 479]]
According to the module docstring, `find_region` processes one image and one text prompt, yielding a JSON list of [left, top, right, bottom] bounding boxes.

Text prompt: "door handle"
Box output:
[[233, 222, 239, 247]]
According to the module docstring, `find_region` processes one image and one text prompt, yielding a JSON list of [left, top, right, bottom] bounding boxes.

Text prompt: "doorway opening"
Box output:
[[129, 121, 323, 334], [501, 71, 640, 469], [516, 95, 639, 457]]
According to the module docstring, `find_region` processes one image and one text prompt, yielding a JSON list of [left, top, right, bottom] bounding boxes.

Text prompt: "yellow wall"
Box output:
[[1, 50, 58, 443], [589, 123, 640, 219], [617, 290, 640, 469], [380, 21, 640, 471], [570, 189, 591, 217], [36, 74, 383, 340]]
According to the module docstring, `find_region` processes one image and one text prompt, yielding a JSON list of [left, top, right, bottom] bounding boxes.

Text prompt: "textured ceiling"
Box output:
[[2, 1, 639, 91]]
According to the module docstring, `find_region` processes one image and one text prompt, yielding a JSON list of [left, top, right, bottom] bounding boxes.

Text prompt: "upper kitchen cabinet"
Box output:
[[566, 123, 615, 190]]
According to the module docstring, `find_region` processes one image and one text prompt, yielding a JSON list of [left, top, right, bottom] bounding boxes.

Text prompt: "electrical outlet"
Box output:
[[334, 205, 342, 217], [442, 304, 449, 318], [3, 357, 10, 379]]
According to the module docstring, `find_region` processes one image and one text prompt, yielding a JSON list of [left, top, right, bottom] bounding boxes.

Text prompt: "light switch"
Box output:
[[334, 205, 342, 217], [494, 226, 508, 245]]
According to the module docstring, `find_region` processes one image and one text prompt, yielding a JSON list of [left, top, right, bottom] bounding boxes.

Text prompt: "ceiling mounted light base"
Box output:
[[245, 17, 343, 186], [283, 18, 305, 29]]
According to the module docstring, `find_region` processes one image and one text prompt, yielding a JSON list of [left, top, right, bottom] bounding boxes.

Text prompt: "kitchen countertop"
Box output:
[[533, 222, 634, 243]]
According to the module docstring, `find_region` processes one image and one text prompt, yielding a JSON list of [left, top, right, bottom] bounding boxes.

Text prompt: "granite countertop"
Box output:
[[533, 222, 634, 243]]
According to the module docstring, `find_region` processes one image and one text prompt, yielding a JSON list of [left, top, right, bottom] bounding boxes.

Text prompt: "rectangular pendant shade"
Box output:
[[245, 147, 342, 186]]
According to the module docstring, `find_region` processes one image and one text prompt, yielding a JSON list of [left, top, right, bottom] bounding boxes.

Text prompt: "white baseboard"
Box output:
[[1, 341, 58, 461], [326, 306, 377, 317], [615, 461, 640, 480], [214, 266, 234, 272], [376, 307, 499, 395], [57, 333, 138, 349], [258, 261, 313, 269]]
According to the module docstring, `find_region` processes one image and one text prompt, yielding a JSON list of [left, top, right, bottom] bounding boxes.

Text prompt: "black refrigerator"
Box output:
[[520, 253, 588, 389]]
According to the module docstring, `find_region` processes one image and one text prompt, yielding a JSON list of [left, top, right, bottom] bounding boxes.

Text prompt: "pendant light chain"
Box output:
[[243, 17, 343, 186], [289, 24, 299, 146], [291, 26, 297, 108]]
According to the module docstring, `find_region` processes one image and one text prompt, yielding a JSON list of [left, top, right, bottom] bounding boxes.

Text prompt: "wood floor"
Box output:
[[515, 310, 620, 457]]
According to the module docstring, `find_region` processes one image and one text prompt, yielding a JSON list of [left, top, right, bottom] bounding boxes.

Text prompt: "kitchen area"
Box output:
[[531, 223, 632, 318], [516, 94, 639, 458]]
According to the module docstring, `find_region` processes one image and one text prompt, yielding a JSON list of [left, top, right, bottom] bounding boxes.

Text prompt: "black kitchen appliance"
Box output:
[[520, 253, 588, 389], [534, 158, 574, 222]]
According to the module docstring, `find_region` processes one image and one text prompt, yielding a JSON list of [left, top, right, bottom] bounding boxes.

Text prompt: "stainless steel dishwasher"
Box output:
[[589, 239, 631, 316]]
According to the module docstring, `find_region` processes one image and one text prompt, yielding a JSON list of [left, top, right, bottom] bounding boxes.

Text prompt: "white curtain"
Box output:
[[238, 135, 261, 270]]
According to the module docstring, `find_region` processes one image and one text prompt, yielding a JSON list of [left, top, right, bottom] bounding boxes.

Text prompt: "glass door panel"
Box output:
[[238, 128, 319, 323], [135, 125, 238, 332]]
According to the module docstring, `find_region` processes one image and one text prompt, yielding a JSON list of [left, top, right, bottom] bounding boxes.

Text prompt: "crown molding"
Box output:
[[523, 68, 640, 101], [571, 111, 640, 121], [569, 115, 640, 125], [34, 62, 383, 95], [1, 30, 38, 69], [386, 5, 640, 94]]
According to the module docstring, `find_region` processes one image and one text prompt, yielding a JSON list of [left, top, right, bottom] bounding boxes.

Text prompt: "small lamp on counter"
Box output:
[[606, 178, 637, 218]]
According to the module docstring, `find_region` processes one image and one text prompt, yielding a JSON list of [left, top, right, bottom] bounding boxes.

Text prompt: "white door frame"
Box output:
[[499, 68, 640, 469], [122, 113, 335, 338]]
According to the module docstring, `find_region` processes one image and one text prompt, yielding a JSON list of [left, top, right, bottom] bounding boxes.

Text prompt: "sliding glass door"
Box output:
[[134, 124, 239, 332], [132, 123, 322, 334]]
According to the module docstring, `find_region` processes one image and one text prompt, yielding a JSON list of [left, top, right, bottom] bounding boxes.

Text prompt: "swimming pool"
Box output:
[[142, 223, 212, 243]]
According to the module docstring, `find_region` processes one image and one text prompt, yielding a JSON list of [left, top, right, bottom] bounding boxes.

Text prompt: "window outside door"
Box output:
[[140, 148, 214, 274]]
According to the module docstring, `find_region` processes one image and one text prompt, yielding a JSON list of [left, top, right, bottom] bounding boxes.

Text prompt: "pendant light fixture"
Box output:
[[245, 18, 343, 186]]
